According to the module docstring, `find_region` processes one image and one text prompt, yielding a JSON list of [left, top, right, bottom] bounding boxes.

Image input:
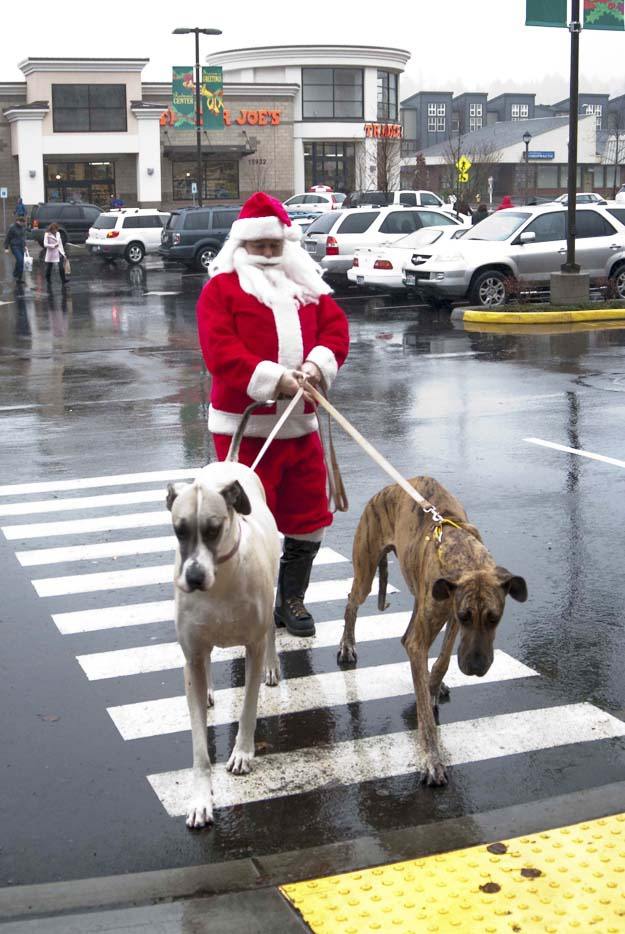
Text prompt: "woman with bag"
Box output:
[[43, 223, 67, 287]]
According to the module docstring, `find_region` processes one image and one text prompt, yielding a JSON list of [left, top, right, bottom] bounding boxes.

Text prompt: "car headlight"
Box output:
[[433, 251, 464, 263]]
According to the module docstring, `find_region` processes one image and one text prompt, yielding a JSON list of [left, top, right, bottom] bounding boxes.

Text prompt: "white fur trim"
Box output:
[[209, 406, 318, 439], [230, 216, 287, 241], [246, 360, 286, 402], [305, 345, 338, 390], [272, 298, 304, 370]]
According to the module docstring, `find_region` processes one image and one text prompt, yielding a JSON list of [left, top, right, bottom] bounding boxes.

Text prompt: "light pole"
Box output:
[[173, 26, 222, 208], [523, 130, 532, 205]]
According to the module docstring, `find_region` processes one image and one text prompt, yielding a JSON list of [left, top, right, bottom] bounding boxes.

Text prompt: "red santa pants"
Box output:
[[212, 431, 332, 537]]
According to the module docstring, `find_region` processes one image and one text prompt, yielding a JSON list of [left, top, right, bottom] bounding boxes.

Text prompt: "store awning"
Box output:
[[163, 144, 252, 159]]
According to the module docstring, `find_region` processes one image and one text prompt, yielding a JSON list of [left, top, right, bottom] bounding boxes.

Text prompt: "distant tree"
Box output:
[[412, 152, 429, 190], [376, 136, 402, 195]]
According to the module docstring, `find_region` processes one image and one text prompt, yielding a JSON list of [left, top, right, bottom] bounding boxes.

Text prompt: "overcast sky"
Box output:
[[4, 0, 624, 103]]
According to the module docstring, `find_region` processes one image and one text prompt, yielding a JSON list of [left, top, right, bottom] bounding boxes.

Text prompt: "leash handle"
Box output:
[[305, 382, 441, 517]]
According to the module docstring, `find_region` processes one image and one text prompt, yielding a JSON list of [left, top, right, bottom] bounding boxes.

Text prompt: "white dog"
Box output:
[[167, 416, 281, 829]]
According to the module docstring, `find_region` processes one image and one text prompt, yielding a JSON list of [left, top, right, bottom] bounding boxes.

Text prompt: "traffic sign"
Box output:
[[455, 155, 472, 174], [190, 182, 198, 195], [0, 188, 7, 200], [457, 171, 470, 184]]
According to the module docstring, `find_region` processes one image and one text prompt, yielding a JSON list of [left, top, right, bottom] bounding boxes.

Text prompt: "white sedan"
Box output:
[[347, 225, 468, 291]]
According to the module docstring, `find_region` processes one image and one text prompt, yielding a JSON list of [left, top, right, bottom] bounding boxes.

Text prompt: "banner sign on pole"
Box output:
[[171, 66, 196, 129], [201, 67, 224, 130], [0, 188, 7, 199], [525, 0, 567, 27], [584, 0, 624, 30]]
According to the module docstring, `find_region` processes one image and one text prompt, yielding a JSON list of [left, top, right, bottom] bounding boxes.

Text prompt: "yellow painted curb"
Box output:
[[281, 812, 625, 933], [463, 319, 625, 336], [463, 308, 625, 325]]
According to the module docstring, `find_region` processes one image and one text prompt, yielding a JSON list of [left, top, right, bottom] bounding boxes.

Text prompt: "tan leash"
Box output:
[[304, 381, 455, 532], [250, 388, 305, 472]]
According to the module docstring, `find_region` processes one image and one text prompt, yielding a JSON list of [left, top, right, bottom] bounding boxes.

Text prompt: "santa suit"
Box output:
[[196, 268, 349, 536]]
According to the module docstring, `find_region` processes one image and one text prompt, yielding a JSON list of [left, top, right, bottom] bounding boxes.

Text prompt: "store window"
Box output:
[[377, 70, 398, 121], [536, 165, 559, 188], [171, 159, 239, 201], [52, 84, 127, 132], [469, 103, 483, 132], [44, 161, 115, 205], [304, 142, 356, 192], [302, 68, 363, 119]]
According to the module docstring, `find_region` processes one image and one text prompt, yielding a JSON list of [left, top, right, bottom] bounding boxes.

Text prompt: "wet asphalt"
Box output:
[[1, 245, 625, 891]]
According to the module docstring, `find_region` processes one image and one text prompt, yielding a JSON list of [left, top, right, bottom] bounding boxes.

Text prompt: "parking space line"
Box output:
[[525, 437, 625, 470]]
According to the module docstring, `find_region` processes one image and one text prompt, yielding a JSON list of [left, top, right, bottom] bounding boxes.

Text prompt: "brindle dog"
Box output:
[[338, 476, 527, 786]]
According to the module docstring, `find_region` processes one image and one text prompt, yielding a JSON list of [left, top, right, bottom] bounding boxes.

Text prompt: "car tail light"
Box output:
[[374, 260, 393, 270], [326, 235, 339, 255], [173, 232, 181, 245], [106, 230, 120, 238], [352, 257, 359, 267]]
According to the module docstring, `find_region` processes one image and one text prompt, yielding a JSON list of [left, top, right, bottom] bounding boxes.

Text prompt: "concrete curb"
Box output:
[[452, 307, 625, 325], [3, 781, 625, 923]]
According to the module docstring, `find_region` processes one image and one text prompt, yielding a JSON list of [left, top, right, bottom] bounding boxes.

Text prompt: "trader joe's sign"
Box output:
[[364, 123, 403, 139], [161, 106, 282, 128], [170, 66, 224, 129]]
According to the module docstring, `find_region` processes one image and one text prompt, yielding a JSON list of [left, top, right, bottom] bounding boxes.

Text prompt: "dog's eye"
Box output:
[[458, 609, 472, 625], [484, 611, 499, 627], [174, 523, 188, 539], [202, 524, 220, 541]]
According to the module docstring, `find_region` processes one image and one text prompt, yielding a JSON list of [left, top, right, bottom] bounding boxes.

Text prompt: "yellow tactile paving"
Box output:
[[281, 813, 625, 933]]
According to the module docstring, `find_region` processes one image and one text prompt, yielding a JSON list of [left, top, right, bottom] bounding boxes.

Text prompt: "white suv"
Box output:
[[86, 208, 170, 264]]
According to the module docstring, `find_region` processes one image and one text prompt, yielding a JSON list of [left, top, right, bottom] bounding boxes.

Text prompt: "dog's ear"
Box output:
[[166, 483, 179, 512], [432, 578, 457, 601], [462, 522, 483, 544], [220, 480, 251, 515], [495, 567, 528, 603]]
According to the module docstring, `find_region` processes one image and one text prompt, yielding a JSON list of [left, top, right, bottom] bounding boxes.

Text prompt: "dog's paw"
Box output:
[[226, 746, 254, 775], [421, 760, 448, 787], [186, 800, 214, 830], [265, 665, 280, 687], [207, 689, 215, 708], [337, 644, 357, 667], [438, 681, 450, 700]]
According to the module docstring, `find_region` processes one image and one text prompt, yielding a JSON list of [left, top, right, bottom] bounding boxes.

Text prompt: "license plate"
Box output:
[[405, 273, 416, 286], [305, 242, 316, 253]]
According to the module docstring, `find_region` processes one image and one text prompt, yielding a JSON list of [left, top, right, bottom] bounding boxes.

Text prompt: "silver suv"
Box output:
[[403, 204, 625, 307]]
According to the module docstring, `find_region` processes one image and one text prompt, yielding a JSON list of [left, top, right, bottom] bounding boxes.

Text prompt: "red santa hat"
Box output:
[[230, 191, 302, 242]]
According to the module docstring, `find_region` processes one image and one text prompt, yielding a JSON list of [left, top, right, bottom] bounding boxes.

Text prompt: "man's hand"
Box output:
[[301, 360, 322, 389], [277, 369, 305, 398]]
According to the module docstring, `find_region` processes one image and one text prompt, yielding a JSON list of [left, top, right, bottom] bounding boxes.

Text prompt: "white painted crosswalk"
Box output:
[[2, 464, 624, 828]]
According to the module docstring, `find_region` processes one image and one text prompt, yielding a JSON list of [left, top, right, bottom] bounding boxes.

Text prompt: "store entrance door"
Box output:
[[44, 162, 116, 208]]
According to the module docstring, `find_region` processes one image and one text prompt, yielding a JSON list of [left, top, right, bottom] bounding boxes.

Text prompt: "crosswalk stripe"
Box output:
[[0, 467, 197, 498], [76, 611, 412, 680], [35, 562, 367, 598], [51, 577, 395, 634], [107, 651, 537, 740], [17, 537, 347, 568], [148, 703, 625, 814], [1, 510, 169, 540], [0, 489, 166, 518]]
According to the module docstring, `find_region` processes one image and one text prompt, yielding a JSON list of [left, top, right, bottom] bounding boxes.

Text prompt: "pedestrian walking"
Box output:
[[4, 215, 27, 283], [496, 195, 514, 211], [457, 200, 473, 220], [472, 203, 490, 225], [196, 192, 350, 637], [43, 224, 67, 287], [14, 197, 27, 219]]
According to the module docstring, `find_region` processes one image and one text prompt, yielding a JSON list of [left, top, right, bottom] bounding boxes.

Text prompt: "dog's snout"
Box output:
[[185, 562, 206, 591], [462, 651, 491, 677]]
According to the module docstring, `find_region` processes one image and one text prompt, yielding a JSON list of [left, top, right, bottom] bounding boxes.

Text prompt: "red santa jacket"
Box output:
[[196, 271, 350, 438]]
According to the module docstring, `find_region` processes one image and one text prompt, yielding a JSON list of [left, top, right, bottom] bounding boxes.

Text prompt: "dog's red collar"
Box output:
[[216, 524, 241, 564]]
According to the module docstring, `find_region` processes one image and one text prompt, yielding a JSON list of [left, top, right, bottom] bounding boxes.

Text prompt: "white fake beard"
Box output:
[[232, 245, 331, 309]]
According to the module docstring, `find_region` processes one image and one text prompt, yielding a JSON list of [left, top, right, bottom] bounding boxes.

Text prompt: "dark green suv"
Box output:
[[29, 202, 102, 246], [159, 206, 240, 271]]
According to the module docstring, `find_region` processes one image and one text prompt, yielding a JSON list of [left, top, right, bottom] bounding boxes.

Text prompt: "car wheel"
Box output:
[[471, 269, 508, 308], [125, 242, 145, 265], [195, 247, 216, 272], [609, 263, 625, 299]]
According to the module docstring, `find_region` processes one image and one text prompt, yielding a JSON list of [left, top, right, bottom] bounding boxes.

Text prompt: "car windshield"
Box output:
[[395, 228, 445, 247], [464, 212, 530, 241], [93, 216, 117, 229]]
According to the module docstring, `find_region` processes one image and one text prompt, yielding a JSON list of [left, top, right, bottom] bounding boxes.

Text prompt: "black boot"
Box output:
[[274, 537, 321, 636]]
